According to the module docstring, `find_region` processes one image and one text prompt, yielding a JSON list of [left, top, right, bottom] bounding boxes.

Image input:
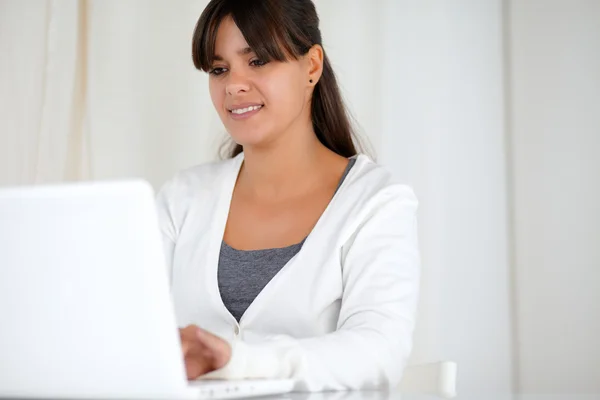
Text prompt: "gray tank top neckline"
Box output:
[[218, 156, 357, 322]]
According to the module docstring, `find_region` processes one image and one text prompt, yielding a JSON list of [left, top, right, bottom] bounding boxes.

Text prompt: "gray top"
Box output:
[[218, 157, 357, 322]]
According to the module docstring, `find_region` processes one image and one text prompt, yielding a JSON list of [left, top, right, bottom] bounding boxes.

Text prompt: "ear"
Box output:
[[307, 44, 324, 85]]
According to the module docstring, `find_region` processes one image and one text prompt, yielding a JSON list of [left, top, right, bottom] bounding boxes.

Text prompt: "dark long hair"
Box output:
[[192, 0, 364, 159]]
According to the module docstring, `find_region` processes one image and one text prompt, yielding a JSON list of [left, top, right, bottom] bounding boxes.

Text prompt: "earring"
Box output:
[[309, 79, 313, 83]]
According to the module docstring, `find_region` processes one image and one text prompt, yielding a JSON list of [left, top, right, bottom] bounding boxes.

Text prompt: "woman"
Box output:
[[156, 0, 420, 391]]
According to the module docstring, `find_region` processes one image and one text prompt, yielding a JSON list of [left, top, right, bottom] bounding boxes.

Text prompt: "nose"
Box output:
[[225, 69, 250, 96]]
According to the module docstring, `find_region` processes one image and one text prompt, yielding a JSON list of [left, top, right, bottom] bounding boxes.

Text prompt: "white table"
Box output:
[[254, 392, 600, 400]]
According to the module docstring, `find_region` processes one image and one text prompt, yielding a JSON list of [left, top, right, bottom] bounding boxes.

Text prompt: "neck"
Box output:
[[238, 124, 331, 200]]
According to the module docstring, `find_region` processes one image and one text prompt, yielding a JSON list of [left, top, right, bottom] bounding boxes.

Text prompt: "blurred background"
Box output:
[[1, 0, 598, 394]]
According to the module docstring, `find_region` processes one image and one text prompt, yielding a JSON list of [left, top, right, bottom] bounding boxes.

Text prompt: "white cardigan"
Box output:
[[155, 153, 420, 391]]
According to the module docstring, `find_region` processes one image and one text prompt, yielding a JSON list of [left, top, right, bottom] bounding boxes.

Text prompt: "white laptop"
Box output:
[[0, 180, 295, 399]]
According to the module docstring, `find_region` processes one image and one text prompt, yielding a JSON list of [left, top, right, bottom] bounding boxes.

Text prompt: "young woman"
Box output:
[[156, 0, 420, 391]]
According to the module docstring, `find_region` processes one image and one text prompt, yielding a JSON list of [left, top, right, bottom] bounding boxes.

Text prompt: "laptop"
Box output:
[[0, 180, 295, 399]]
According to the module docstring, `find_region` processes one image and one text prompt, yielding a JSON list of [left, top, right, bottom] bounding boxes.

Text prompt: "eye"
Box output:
[[250, 59, 267, 67], [209, 67, 227, 76]]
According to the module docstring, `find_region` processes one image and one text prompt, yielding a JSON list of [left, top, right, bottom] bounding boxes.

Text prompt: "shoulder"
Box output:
[[155, 155, 242, 233], [156, 154, 241, 204], [326, 155, 418, 251], [344, 154, 418, 214], [337, 156, 419, 266]]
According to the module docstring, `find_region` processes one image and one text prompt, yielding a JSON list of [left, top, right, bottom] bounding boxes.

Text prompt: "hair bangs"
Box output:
[[192, 0, 312, 73]]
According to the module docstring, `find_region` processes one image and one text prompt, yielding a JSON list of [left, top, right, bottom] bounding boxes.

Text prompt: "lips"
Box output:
[[229, 104, 263, 115], [227, 102, 264, 120]]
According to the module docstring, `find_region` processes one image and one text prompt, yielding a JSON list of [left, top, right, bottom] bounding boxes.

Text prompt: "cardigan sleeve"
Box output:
[[155, 179, 178, 284], [200, 185, 421, 391]]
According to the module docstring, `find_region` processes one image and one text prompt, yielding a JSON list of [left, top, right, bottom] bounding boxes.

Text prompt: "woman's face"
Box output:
[[208, 16, 312, 149]]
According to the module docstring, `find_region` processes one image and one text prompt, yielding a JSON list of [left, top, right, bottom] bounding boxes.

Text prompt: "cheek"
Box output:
[[208, 81, 225, 113], [262, 74, 305, 116]]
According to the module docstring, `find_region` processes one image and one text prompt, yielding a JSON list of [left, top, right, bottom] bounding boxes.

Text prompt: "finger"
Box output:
[[180, 324, 199, 339], [185, 354, 210, 380], [180, 325, 201, 355], [195, 328, 231, 368], [195, 328, 221, 351], [182, 338, 211, 358], [180, 339, 191, 355]]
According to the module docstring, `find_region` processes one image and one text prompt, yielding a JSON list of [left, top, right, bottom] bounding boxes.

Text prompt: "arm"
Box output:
[[155, 181, 177, 283], [204, 187, 420, 391]]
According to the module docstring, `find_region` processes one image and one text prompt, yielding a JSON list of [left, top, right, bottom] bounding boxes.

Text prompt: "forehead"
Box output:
[[214, 16, 249, 55]]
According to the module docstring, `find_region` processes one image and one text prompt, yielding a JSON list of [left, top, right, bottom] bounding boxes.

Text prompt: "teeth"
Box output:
[[231, 105, 262, 115]]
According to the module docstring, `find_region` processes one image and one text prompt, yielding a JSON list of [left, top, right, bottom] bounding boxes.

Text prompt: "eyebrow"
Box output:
[[213, 47, 254, 61]]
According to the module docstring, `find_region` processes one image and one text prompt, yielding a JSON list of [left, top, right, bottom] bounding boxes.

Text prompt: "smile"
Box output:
[[229, 104, 263, 119], [230, 105, 263, 115]]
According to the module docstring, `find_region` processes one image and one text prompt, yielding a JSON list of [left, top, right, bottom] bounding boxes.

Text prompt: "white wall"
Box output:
[[507, 0, 600, 392], [374, 0, 514, 393]]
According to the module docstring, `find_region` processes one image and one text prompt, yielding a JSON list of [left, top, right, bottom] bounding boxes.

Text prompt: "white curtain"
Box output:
[[0, 0, 89, 185], [0, 0, 514, 393]]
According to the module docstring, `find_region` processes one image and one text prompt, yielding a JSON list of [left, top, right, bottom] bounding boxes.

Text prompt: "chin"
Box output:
[[227, 128, 273, 149]]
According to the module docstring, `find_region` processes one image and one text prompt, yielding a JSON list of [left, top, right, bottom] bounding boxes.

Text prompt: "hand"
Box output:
[[179, 325, 232, 380]]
